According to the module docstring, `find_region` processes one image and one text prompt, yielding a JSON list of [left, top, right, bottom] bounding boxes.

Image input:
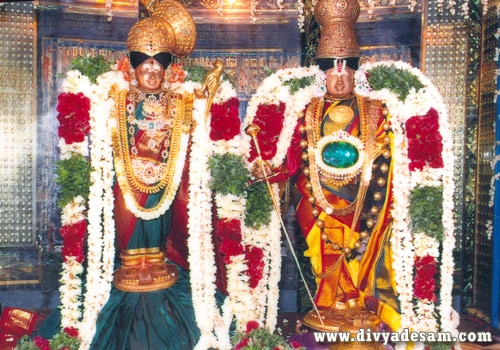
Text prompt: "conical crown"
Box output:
[[314, 0, 361, 59]]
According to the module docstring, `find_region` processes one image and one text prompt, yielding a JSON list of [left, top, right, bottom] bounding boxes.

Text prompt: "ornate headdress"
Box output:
[[127, 0, 196, 58], [314, 0, 360, 60]]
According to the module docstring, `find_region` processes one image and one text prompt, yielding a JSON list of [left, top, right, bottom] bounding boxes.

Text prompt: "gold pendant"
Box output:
[[330, 105, 354, 123]]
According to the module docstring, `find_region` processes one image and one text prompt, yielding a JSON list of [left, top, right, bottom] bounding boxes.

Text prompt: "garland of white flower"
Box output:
[[187, 96, 221, 350], [355, 61, 457, 344], [78, 71, 123, 350]]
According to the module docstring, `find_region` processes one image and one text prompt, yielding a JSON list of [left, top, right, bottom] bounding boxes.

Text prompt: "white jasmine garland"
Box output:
[[79, 78, 116, 350], [61, 196, 86, 226], [355, 61, 456, 339]]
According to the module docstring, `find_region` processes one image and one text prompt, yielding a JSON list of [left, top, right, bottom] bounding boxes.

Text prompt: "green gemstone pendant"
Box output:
[[322, 141, 359, 169]]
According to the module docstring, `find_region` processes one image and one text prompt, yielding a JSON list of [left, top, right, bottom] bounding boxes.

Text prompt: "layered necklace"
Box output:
[[111, 87, 194, 219], [302, 95, 367, 217]]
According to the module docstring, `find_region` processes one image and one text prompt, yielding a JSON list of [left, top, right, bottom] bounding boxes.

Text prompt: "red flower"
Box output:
[[210, 97, 240, 141], [220, 239, 244, 264], [34, 336, 50, 349], [169, 64, 186, 84], [64, 326, 79, 338], [290, 341, 303, 349], [414, 255, 438, 302], [57, 92, 91, 144], [244, 245, 265, 288], [248, 102, 286, 162], [117, 56, 132, 82], [235, 337, 249, 350], [405, 108, 444, 172], [245, 320, 260, 334], [216, 219, 242, 242], [60, 220, 87, 263]]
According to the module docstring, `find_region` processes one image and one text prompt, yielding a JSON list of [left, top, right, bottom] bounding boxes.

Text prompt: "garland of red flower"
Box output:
[[248, 102, 286, 162], [60, 221, 87, 263], [414, 255, 438, 302], [406, 108, 444, 171], [210, 97, 240, 141], [57, 92, 91, 145], [57, 92, 90, 264]]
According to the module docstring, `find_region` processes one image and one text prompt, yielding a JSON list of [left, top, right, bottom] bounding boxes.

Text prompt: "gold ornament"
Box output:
[[127, 0, 196, 57], [314, 0, 361, 60]]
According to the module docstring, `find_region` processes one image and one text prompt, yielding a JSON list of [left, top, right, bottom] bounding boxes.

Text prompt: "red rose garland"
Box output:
[[60, 220, 87, 263], [414, 255, 438, 302], [57, 92, 91, 144], [210, 97, 241, 141], [406, 108, 444, 171], [244, 245, 265, 289], [216, 219, 242, 242], [248, 102, 286, 161], [217, 218, 265, 288]]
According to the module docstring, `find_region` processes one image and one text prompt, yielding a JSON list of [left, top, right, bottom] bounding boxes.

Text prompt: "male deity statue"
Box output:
[[249, 0, 400, 335]]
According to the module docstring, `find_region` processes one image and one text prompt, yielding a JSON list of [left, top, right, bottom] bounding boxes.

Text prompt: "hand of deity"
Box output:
[[251, 159, 274, 180]]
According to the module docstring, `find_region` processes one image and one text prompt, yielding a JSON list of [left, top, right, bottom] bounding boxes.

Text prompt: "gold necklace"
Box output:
[[112, 89, 189, 194], [304, 95, 368, 216], [323, 98, 356, 134]]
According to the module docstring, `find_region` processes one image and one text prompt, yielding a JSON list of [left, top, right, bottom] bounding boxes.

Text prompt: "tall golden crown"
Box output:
[[127, 0, 196, 57], [314, 0, 360, 59]]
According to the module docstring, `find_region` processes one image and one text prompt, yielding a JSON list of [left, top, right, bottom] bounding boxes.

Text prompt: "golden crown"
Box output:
[[314, 0, 361, 59], [127, 0, 197, 58]]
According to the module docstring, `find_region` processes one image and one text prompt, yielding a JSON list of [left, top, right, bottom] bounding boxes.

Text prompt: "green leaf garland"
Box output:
[[209, 153, 250, 197], [55, 155, 92, 209], [245, 182, 273, 229], [282, 76, 315, 95], [70, 55, 111, 84], [367, 65, 424, 101], [409, 185, 444, 241]]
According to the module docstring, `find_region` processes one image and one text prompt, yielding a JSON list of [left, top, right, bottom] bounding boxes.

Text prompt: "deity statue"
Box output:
[[39, 1, 241, 349], [247, 0, 400, 336]]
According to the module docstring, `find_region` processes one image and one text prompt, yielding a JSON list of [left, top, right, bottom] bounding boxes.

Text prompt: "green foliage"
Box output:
[[15, 331, 80, 350], [184, 64, 232, 85], [49, 331, 80, 350], [70, 55, 111, 84], [409, 185, 444, 241], [184, 65, 207, 83], [282, 76, 315, 95], [245, 182, 273, 229], [231, 327, 306, 350], [367, 64, 424, 101], [209, 153, 250, 197], [55, 155, 92, 209], [15, 336, 38, 350]]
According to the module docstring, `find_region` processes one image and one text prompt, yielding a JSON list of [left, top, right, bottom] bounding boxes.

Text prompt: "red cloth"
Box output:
[[0, 308, 39, 350]]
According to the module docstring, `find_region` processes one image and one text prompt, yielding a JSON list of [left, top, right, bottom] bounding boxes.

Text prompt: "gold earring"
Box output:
[[130, 69, 138, 88]]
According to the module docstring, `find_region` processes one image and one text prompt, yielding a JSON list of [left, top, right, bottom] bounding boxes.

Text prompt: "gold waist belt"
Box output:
[[113, 248, 178, 292]]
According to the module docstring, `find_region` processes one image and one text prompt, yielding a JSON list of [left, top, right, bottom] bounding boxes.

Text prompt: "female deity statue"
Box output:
[[40, 1, 240, 349], [90, 2, 201, 348]]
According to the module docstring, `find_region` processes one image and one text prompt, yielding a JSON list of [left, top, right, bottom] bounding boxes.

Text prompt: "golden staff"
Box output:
[[245, 124, 325, 328]]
